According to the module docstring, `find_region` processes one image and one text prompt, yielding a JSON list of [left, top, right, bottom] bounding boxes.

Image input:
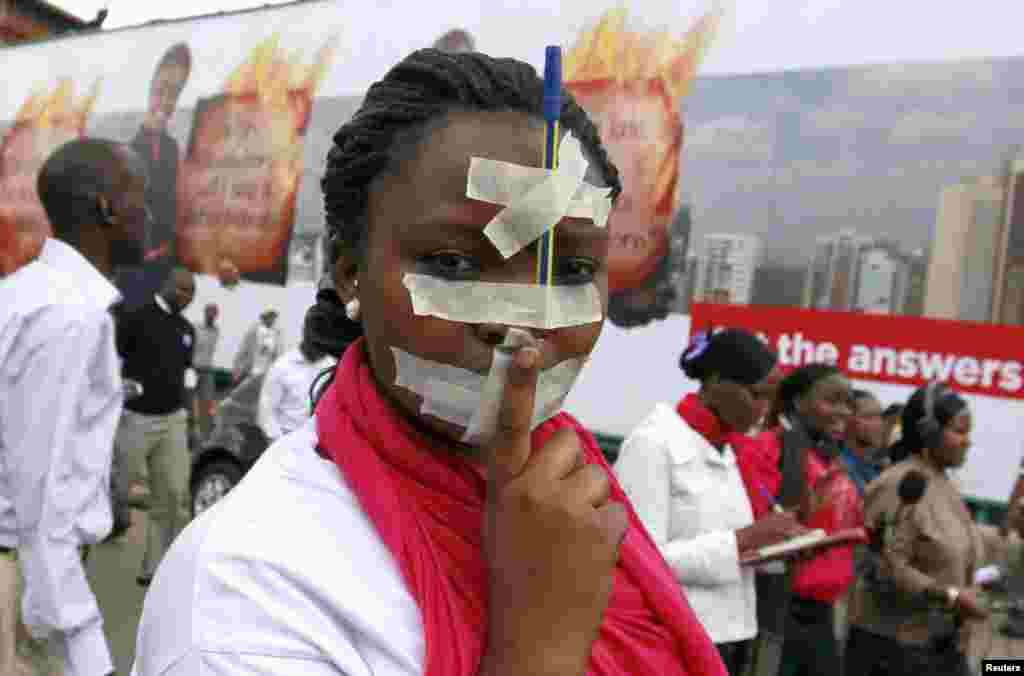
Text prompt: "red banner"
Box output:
[[690, 303, 1024, 401]]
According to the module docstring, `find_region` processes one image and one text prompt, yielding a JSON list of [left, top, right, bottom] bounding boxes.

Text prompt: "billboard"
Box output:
[[564, 304, 1024, 502], [9, 1, 1024, 327], [0, 0, 720, 318]]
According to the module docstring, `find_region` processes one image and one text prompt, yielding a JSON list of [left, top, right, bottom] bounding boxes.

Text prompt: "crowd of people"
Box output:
[[2, 46, 1023, 676]]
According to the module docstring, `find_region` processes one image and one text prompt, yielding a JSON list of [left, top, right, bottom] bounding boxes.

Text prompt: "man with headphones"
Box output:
[[0, 138, 148, 676]]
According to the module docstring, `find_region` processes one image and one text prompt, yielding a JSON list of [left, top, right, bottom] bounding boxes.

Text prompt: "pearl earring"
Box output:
[[345, 297, 361, 321]]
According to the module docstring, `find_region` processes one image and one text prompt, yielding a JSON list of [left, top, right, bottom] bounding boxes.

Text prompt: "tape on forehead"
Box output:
[[467, 133, 613, 259], [403, 273, 602, 329]]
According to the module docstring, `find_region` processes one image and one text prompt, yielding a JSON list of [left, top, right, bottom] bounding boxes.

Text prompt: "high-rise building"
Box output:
[[925, 176, 1005, 322], [752, 262, 806, 307], [803, 230, 874, 311], [673, 254, 700, 313], [855, 243, 909, 315], [994, 157, 1024, 326], [668, 206, 694, 314], [694, 233, 762, 305], [903, 249, 928, 316]]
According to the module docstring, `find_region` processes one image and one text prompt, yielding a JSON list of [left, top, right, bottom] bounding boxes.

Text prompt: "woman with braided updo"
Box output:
[[131, 49, 726, 676], [614, 329, 807, 675]]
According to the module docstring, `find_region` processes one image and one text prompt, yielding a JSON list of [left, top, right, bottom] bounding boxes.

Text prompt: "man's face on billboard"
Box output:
[[147, 64, 188, 130]]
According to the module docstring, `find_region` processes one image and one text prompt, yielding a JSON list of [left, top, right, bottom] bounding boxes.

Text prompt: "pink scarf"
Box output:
[[316, 339, 726, 676]]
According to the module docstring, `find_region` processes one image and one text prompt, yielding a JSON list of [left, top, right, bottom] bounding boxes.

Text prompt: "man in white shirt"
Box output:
[[258, 327, 335, 441], [191, 303, 221, 437], [0, 138, 150, 676], [233, 309, 282, 384]]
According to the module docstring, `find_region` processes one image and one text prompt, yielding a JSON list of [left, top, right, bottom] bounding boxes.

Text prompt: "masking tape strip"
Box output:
[[467, 133, 613, 259], [468, 159, 612, 225], [403, 273, 602, 329], [391, 346, 585, 443]]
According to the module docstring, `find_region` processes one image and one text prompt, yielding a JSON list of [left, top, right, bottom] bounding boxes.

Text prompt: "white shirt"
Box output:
[[253, 325, 281, 375], [131, 420, 425, 676], [613, 403, 757, 644], [192, 323, 219, 370], [257, 349, 334, 440], [0, 238, 122, 676]]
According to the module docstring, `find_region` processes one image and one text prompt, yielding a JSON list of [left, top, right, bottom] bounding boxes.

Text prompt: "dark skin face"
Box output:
[[794, 373, 853, 440], [79, 145, 149, 276], [847, 394, 885, 455], [750, 366, 783, 431], [702, 367, 780, 436], [927, 410, 972, 470], [160, 268, 195, 313], [333, 110, 611, 455]]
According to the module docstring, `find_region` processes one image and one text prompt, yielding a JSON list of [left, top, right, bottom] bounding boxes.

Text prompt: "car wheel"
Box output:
[[192, 460, 243, 517]]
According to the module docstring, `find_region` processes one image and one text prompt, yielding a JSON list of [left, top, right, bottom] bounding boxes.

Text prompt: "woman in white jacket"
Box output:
[[615, 329, 806, 675]]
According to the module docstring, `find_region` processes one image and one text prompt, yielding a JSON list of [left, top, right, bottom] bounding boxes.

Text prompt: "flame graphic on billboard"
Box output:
[[179, 34, 338, 284], [564, 6, 722, 292], [15, 78, 102, 130], [565, 6, 720, 98], [1, 78, 103, 275], [225, 34, 336, 110]]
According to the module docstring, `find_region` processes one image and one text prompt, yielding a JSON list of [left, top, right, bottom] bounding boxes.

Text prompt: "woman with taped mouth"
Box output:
[[735, 364, 862, 676], [613, 329, 809, 675], [845, 383, 1008, 676], [130, 49, 727, 676]]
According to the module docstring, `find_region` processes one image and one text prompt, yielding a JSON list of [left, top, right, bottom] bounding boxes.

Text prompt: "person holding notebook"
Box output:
[[737, 364, 862, 676], [615, 329, 808, 675]]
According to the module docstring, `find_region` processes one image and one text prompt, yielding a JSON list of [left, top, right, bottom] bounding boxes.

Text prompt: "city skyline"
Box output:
[[680, 56, 1024, 269], [680, 226, 926, 315]]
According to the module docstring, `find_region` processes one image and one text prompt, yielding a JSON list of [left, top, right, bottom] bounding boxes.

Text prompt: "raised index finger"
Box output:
[[483, 329, 541, 488]]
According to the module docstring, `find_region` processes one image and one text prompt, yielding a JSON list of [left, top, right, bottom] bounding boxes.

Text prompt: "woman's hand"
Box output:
[[735, 510, 809, 554], [953, 587, 990, 621], [481, 342, 628, 676]]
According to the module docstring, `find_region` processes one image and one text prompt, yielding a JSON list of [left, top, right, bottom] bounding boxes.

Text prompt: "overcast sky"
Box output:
[[55, 0, 1024, 76]]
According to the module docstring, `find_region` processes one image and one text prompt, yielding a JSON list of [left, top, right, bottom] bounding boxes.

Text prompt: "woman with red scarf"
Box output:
[[131, 49, 726, 676], [614, 329, 807, 675], [736, 364, 862, 676]]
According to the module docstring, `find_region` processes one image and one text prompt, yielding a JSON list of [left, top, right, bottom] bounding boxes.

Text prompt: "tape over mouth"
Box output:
[[403, 273, 602, 329], [467, 132, 613, 259], [391, 344, 586, 444]]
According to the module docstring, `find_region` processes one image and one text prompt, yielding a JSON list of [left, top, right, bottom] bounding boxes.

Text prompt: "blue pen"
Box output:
[[538, 45, 562, 287]]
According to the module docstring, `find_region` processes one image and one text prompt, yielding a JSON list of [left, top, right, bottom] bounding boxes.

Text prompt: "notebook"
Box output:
[[740, 527, 867, 566]]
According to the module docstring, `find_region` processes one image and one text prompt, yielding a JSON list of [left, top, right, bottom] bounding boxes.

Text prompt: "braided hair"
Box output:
[[306, 48, 622, 400], [321, 48, 621, 258], [778, 364, 844, 415]]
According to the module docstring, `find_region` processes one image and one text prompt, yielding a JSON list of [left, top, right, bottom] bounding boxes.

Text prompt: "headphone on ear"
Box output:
[[917, 381, 946, 450], [97, 197, 115, 226]]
